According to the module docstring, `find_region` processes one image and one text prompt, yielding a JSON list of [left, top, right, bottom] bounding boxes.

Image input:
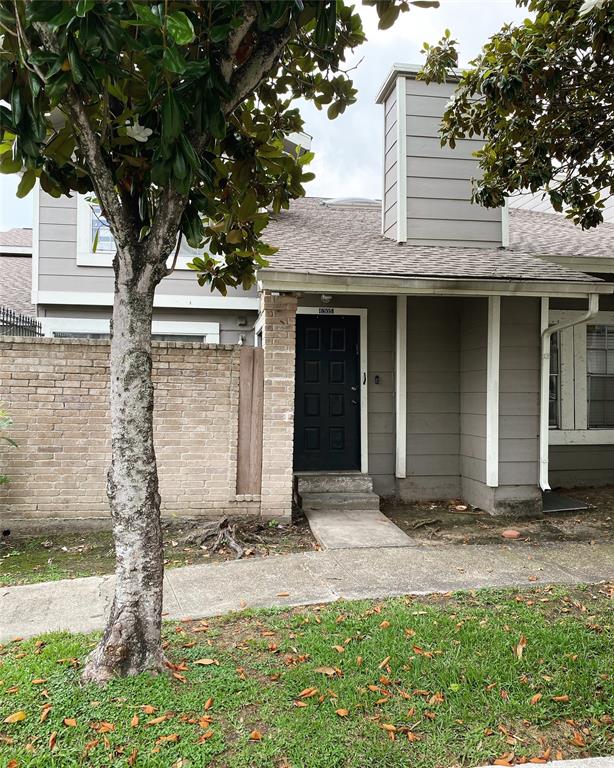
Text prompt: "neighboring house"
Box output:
[[31, 132, 311, 344], [0, 228, 34, 317]]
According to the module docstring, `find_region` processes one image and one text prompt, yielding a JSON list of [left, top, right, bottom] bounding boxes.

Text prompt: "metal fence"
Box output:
[[0, 306, 42, 337]]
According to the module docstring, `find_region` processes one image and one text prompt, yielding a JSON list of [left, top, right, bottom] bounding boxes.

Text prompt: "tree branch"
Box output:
[[220, 2, 258, 82]]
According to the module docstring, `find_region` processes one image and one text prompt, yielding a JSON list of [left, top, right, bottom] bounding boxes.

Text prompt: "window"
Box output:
[[587, 324, 614, 428], [549, 331, 560, 428], [90, 204, 115, 253]]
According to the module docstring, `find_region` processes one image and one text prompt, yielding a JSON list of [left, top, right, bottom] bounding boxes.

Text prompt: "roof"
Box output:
[[0, 228, 32, 255], [262, 198, 604, 286], [509, 208, 614, 266], [376, 62, 461, 104], [0, 255, 34, 317]]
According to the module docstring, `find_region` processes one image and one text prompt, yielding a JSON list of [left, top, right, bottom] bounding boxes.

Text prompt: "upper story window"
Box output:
[[587, 324, 614, 428], [76, 195, 199, 269]]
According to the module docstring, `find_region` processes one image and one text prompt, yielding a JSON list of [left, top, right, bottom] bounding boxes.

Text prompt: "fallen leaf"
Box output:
[[298, 687, 318, 699], [530, 693, 543, 705], [49, 731, 57, 750], [249, 730, 263, 741], [31, 678, 47, 685], [277, 592, 290, 597], [378, 656, 391, 669], [40, 705, 52, 723], [502, 529, 521, 540], [553, 695, 570, 702], [63, 718, 77, 727], [570, 731, 586, 747], [514, 635, 528, 660], [198, 730, 214, 742], [156, 733, 179, 745], [7, 760, 18, 768], [142, 705, 157, 715], [146, 714, 173, 727], [381, 723, 397, 732], [92, 721, 115, 733], [4, 711, 26, 724], [130, 715, 139, 727], [335, 709, 349, 717], [332, 645, 345, 654], [193, 659, 218, 666], [128, 749, 138, 766], [379, 620, 391, 629], [314, 666, 337, 677]]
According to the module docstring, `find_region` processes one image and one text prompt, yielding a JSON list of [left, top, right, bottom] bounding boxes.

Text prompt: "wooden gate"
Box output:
[[236, 346, 264, 495]]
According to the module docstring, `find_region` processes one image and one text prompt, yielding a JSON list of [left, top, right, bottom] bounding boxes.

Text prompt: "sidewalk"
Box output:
[[1, 540, 614, 641]]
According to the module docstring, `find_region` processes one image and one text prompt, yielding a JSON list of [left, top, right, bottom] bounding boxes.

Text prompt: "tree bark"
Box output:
[[82, 255, 166, 684]]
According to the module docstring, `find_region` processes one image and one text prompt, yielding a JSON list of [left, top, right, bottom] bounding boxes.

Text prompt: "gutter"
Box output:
[[539, 293, 600, 491]]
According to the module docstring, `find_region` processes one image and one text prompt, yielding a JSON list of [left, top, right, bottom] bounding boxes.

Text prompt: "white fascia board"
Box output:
[[2, 245, 32, 256], [258, 271, 614, 298], [538, 255, 614, 274], [375, 62, 462, 104], [35, 290, 259, 311], [39, 316, 220, 341], [486, 296, 501, 487]]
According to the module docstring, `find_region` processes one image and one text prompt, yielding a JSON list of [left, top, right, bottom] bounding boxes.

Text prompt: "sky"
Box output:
[[0, 0, 527, 232]]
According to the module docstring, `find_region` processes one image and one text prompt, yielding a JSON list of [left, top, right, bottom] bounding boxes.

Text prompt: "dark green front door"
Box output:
[[294, 314, 361, 472]]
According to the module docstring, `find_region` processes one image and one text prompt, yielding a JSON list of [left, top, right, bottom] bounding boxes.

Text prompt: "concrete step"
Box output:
[[300, 491, 380, 512], [296, 473, 374, 495]]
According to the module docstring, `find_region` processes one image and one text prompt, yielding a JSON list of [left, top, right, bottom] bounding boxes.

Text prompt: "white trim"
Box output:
[[36, 290, 259, 311], [539, 254, 614, 274], [31, 181, 40, 305], [501, 199, 509, 247], [573, 323, 588, 429], [254, 312, 265, 347], [559, 326, 575, 430], [549, 429, 614, 445], [486, 296, 501, 487], [297, 306, 369, 474], [395, 76, 407, 243], [1, 245, 31, 256], [258, 271, 614, 298], [540, 294, 600, 490], [395, 295, 407, 478], [38, 316, 220, 343]]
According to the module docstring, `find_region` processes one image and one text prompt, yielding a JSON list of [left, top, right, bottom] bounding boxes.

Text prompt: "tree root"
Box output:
[[175, 517, 245, 559]]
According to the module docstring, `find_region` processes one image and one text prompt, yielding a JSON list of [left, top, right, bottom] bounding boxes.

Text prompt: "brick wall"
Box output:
[[0, 337, 261, 529], [260, 292, 298, 520]]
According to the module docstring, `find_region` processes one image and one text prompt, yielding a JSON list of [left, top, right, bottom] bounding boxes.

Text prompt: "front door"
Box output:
[[294, 313, 361, 471]]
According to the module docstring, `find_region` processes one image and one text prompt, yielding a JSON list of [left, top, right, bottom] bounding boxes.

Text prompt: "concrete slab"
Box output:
[[304, 507, 414, 549], [1, 541, 613, 641]]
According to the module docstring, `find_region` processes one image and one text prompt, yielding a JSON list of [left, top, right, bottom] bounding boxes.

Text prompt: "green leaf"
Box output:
[[161, 91, 182, 142], [162, 44, 186, 74], [131, 2, 161, 27], [0, 155, 22, 174], [75, 0, 95, 17], [92, 227, 99, 253], [16, 169, 36, 198], [166, 11, 195, 45]]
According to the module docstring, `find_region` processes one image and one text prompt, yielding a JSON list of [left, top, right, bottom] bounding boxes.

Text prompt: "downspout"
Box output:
[[540, 293, 600, 491]]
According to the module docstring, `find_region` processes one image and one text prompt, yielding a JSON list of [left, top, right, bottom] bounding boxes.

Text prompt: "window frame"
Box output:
[[76, 195, 199, 270], [549, 309, 614, 445]]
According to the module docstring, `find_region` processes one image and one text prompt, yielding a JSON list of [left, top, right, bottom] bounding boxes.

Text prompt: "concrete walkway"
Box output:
[[304, 507, 414, 549], [1, 540, 614, 641]]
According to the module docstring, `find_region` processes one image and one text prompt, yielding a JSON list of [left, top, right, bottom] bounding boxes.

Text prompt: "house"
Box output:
[[4, 64, 613, 528], [0, 228, 34, 317], [249, 64, 614, 518]]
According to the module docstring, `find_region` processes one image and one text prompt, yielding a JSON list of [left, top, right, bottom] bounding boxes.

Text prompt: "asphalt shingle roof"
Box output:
[[0, 228, 32, 250], [0, 255, 34, 317], [262, 198, 605, 284]]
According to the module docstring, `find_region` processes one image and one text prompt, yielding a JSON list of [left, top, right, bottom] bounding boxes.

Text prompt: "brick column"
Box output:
[[260, 291, 297, 520]]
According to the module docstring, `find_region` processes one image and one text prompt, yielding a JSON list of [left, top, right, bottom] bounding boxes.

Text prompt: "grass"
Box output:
[[0, 585, 613, 767], [0, 518, 315, 587]]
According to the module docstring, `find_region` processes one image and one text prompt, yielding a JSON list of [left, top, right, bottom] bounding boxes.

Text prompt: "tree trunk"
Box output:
[[82, 258, 166, 684]]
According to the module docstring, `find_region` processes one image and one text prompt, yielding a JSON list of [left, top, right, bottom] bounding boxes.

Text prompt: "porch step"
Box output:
[[300, 492, 381, 512], [296, 473, 374, 495]]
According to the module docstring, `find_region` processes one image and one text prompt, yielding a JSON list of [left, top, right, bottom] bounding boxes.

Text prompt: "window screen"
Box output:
[[587, 325, 614, 428]]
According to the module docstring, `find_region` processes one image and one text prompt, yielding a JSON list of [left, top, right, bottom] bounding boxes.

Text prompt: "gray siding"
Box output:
[[404, 78, 502, 248], [36, 192, 258, 329], [460, 298, 487, 490], [297, 295, 396, 496], [399, 297, 461, 500]]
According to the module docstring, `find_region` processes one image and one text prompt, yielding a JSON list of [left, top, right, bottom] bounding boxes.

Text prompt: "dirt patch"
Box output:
[[0, 513, 317, 586], [382, 486, 614, 546]]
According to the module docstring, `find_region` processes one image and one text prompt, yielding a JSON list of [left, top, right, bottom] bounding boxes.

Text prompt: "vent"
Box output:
[[321, 198, 380, 208]]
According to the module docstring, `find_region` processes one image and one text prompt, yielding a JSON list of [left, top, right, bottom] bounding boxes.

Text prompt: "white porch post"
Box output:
[[486, 295, 501, 487], [395, 295, 407, 478]]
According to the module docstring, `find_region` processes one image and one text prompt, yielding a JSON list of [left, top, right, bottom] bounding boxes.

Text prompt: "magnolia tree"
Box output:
[[0, 0, 436, 683], [420, 0, 614, 229]]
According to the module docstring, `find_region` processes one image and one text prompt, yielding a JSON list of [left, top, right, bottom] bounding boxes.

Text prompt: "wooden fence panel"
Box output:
[[236, 346, 264, 494]]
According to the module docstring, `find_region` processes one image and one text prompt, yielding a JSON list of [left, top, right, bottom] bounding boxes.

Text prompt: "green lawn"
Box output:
[[1, 586, 613, 767]]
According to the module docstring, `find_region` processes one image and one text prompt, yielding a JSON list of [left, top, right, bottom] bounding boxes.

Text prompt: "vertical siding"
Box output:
[[399, 297, 461, 499], [403, 78, 503, 248], [382, 89, 398, 240]]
